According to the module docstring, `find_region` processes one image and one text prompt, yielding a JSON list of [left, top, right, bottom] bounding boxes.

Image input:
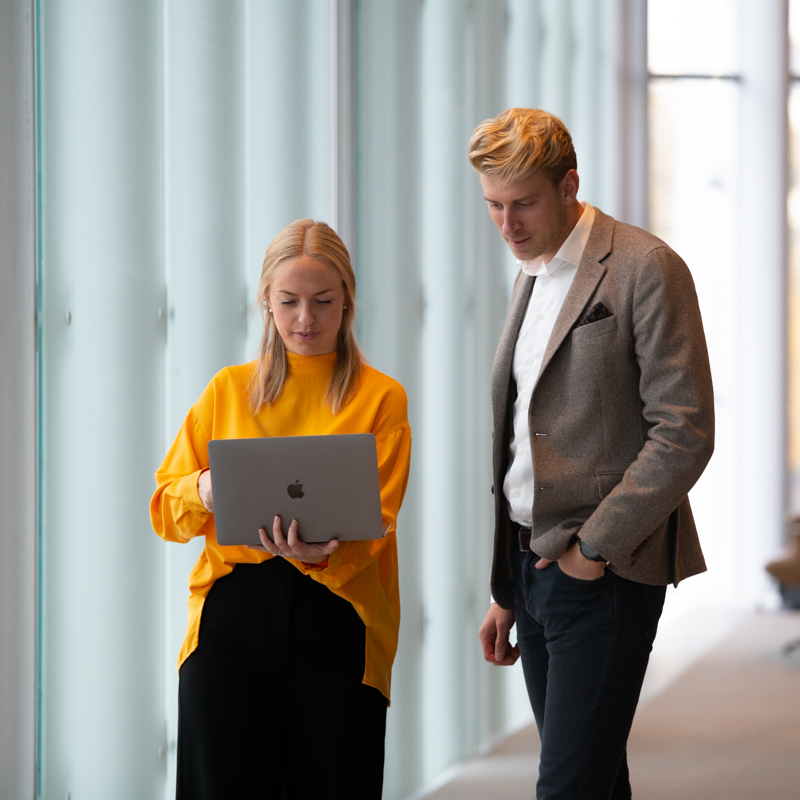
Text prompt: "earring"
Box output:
[[268, 307, 272, 314], [344, 306, 348, 310]]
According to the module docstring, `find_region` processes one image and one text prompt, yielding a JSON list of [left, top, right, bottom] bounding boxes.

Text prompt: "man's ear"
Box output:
[[561, 169, 580, 204]]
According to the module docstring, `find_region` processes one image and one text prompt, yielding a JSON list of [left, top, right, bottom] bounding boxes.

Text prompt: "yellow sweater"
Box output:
[[150, 352, 411, 701]]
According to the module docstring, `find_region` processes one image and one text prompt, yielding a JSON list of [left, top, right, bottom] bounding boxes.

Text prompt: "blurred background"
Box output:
[[2, 0, 800, 798]]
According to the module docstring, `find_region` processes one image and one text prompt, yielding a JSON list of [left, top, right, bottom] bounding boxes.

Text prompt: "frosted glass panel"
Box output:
[[788, 83, 800, 507], [649, 0, 740, 75], [33, 1, 635, 798], [649, 77, 741, 608], [790, 0, 800, 498], [37, 2, 335, 798], [649, 79, 739, 249], [791, 0, 800, 75], [38, 2, 166, 797]]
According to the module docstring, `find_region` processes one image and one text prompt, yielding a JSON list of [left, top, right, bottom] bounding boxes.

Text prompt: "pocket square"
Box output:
[[576, 302, 613, 328]]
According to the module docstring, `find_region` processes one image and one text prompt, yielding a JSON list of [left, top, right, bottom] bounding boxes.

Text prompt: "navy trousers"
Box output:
[[512, 547, 666, 800]]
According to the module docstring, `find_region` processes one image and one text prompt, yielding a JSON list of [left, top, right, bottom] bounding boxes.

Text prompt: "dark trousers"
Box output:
[[177, 558, 388, 800], [513, 547, 666, 800]]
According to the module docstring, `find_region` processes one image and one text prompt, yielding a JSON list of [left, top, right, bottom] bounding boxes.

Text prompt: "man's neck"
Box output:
[[541, 200, 585, 266]]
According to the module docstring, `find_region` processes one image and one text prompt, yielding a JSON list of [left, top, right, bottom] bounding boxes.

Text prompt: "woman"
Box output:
[[151, 219, 411, 799]]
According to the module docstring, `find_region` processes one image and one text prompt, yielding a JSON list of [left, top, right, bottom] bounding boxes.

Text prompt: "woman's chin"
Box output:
[[284, 335, 334, 356]]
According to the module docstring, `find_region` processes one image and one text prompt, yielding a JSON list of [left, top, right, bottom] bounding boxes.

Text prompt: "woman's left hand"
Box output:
[[247, 515, 339, 564]]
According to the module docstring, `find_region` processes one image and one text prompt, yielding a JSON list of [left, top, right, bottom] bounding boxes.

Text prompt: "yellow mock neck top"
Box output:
[[151, 354, 411, 701], [285, 349, 336, 373]]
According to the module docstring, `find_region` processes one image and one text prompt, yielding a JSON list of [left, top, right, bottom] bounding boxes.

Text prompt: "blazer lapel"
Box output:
[[491, 273, 534, 423], [535, 209, 615, 383]]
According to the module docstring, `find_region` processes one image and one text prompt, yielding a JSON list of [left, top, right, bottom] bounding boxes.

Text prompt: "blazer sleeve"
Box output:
[[578, 245, 715, 568]]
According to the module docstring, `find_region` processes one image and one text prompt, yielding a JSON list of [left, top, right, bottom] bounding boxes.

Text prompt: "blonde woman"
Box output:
[[151, 220, 411, 799]]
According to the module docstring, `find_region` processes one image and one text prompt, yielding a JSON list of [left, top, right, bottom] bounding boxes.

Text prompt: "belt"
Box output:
[[512, 521, 533, 552]]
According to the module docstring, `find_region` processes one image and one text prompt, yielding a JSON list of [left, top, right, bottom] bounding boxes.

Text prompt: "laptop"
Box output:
[[208, 433, 385, 546]]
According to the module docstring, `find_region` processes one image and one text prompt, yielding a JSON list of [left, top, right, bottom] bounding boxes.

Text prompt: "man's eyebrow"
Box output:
[[483, 195, 537, 203]]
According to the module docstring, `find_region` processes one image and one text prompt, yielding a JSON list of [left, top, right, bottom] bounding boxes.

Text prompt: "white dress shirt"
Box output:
[[503, 202, 596, 526]]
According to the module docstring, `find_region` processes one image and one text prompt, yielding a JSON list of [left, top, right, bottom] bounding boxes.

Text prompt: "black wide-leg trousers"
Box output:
[[177, 557, 388, 800], [512, 547, 666, 800]]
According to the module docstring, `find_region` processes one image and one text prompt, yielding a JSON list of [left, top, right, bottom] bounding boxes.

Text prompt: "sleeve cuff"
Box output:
[[181, 469, 211, 516]]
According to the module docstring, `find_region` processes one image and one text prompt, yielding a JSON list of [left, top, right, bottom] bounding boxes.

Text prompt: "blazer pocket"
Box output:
[[596, 471, 625, 500], [572, 315, 617, 343]]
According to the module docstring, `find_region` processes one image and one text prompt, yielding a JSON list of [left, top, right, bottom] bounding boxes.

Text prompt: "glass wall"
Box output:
[[21, 0, 800, 796], [38, 2, 166, 796], [648, 0, 743, 610], [0, 2, 37, 797], [648, 0, 789, 612], [35, 2, 640, 798], [358, 1, 636, 793], [37, 2, 338, 796], [789, 0, 800, 515]]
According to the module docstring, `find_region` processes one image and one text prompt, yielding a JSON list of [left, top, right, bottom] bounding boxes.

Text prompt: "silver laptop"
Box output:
[[208, 433, 385, 546]]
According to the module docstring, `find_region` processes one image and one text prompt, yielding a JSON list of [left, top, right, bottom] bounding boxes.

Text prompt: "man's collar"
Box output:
[[518, 202, 595, 278]]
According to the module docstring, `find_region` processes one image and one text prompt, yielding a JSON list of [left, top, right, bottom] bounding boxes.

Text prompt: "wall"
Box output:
[[25, 2, 642, 798], [0, 1, 37, 797]]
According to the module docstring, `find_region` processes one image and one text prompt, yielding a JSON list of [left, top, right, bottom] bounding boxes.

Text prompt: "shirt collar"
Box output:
[[517, 201, 596, 277]]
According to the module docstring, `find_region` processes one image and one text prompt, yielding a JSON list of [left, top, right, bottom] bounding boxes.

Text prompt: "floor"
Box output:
[[417, 609, 800, 799]]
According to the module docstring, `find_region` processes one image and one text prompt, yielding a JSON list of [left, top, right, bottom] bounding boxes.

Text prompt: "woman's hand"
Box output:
[[198, 469, 214, 512], [248, 516, 339, 564]]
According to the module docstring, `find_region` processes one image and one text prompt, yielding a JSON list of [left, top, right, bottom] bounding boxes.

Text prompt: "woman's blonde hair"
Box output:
[[249, 219, 366, 415], [468, 108, 577, 184]]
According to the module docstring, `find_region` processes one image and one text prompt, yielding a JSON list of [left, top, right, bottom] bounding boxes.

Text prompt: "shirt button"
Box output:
[[523, 402, 529, 410], [517, 446, 525, 454], [527, 356, 534, 365], [513, 490, 521, 498], [537, 313, 544, 321]]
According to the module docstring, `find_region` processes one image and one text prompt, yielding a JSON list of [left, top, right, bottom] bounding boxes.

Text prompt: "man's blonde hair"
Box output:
[[250, 219, 366, 415], [468, 108, 577, 184]]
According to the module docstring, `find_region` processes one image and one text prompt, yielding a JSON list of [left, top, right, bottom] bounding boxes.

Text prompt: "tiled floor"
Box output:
[[415, 722, 541, 800], [415, 607, 765, 799], [626, 611, 800, 799]]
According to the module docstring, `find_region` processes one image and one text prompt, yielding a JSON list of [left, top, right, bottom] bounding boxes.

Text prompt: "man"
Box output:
[[472, 108, 714, 799]]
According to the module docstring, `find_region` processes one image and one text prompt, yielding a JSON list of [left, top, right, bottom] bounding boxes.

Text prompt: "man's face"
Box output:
[[478, 170, 576, 262]]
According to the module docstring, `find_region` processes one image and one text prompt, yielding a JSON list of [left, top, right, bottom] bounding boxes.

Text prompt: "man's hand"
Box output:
[[479, 604, 520, 666], [535, 539, 606, 580]]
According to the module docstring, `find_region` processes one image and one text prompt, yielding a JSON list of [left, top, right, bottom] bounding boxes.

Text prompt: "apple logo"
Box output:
[[287, 479, 305, 499]]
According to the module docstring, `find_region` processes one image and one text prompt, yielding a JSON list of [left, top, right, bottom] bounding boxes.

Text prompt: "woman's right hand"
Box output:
[[249, 516, 338, 564], [198, 469, 213, 512]]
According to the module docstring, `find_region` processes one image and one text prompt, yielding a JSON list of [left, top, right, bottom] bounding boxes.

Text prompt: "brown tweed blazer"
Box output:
[[489, 208, 715, 609]]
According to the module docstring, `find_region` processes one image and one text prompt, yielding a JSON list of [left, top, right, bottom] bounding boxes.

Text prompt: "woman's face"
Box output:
[[267, 255, 346, 356]]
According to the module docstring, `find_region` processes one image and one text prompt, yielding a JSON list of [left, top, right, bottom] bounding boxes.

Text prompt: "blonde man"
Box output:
[[472, 109, 714, 799]]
